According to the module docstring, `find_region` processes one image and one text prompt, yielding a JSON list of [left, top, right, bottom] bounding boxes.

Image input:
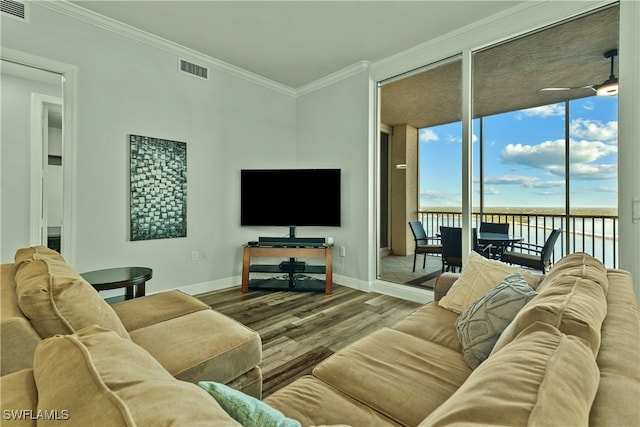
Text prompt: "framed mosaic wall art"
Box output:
[[129, 134, 187, 241]]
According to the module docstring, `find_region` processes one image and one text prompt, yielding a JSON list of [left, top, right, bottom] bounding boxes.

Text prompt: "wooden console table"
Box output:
[[241, 245, 333, 295]]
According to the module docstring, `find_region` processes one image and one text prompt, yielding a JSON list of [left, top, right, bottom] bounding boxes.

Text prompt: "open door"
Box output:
[[31, 93, 63, 251]]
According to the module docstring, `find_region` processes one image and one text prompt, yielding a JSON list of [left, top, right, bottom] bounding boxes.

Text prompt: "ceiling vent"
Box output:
[[1, 0, 28, 22], [179, 58, 209, 81]]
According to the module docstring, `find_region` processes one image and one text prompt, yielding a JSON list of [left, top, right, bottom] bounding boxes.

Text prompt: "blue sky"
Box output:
[[419, 95, 618, 209]]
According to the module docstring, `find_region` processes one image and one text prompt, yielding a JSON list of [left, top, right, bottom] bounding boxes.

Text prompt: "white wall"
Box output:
[[1, 4, 297, 293], [295, 69, 374, 286], [0, 72, 62, 261]]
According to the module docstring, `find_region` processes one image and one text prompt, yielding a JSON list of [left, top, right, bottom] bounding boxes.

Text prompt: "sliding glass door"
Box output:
[[378, 4, 620, 285]]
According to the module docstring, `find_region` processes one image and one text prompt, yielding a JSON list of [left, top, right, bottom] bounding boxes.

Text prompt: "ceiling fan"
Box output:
[[540, 49, 619, 96]]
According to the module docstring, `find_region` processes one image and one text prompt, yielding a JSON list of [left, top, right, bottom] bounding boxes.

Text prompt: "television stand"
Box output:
[[241, 244, 333, 295]]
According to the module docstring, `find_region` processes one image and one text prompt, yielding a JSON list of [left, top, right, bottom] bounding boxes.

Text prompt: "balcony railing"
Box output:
[[418, 210, 619, 268]]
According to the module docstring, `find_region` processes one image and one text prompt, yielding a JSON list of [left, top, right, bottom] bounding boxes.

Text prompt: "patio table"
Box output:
[[477, 232, 523, 259]]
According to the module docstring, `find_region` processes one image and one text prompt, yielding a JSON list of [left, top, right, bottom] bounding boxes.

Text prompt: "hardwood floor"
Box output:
[[195, 285, 422, 397]]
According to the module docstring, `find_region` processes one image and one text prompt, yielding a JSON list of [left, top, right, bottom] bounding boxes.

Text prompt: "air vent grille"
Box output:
[[1, 0, 27, 21], [179, 58, 209, 80]]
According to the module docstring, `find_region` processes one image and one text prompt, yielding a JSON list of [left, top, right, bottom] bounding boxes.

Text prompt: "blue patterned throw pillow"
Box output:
[[455, 272, 537, 369], [198, 381, 301, 427]]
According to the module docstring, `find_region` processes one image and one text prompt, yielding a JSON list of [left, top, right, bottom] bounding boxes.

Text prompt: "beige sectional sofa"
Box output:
[[1, 246, 263, 425], [2, 246, 639, 426], [265, 251, 640, 426]]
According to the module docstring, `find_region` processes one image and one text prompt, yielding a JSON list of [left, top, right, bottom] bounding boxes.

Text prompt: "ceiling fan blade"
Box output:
[[539, 85, 595, 92]]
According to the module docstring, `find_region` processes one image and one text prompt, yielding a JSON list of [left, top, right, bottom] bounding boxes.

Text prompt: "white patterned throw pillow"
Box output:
[[455, 272, 537, 369], [439, 251, 543, 314]]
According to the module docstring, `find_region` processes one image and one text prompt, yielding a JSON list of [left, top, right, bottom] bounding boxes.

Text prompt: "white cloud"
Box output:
[[521, 103, 565, 118], [501, 140, 565, 168], [439, 133, 477, 144], [485, 175, 533, 185], [445, 134, 458, 143], [570, 118, 617, 141], [530, 180, 565, 189], [575, 184, 617, 194], [501, 139, 617, 171], [419, 129, 439, 143], [569, 140, 617, 162], [484, 175, 564, 189], [569, 163, 617, 180], [483, 185, 499, 195]]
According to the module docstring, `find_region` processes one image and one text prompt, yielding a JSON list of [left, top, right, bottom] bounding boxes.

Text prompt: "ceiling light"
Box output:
[[596, 49, 618, 96], [596, 77, 618, 96]]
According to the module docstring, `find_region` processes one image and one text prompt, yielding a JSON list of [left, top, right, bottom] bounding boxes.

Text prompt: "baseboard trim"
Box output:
[[165, 274, 432, 304], [370, 279, 434, 304], [333, 274, 370, 292], [160, 275, 241, 296]]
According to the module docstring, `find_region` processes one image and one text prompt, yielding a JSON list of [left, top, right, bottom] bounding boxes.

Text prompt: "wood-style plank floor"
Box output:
[[195, 285, 422, 397]]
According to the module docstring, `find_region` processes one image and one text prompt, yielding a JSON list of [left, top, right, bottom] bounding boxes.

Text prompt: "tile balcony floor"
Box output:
[[378, 253, 443, 288]]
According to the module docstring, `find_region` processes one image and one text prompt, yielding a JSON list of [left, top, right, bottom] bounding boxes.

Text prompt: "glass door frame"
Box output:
[[373, 1, 627, 284]]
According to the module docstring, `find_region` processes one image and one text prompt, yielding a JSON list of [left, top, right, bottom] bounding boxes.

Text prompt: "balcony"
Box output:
[[418, 209, 619, 268], [378, 209, 618, 288]]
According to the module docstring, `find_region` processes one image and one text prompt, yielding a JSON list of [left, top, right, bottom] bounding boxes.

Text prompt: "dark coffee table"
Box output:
[[81, 266, 152, 300]]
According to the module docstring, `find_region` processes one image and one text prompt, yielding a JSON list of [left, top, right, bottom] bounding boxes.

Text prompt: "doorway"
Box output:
[[0, 51, 76, 263], [35, 97, 64, 252], [379, 129, 390, 255]]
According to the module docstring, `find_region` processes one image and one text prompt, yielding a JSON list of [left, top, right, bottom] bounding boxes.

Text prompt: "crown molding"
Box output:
[[35, 0, 297, 97], [295, 61, 371, 97]]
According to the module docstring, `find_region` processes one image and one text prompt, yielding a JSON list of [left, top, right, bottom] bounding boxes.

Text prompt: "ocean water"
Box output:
[[421, 213, 618, 268]]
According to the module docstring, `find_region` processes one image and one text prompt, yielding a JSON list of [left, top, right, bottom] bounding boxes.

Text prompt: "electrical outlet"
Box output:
[[340, 246, 346, 257], [191, 251, 198, 261], [201, 251, 207, 260]]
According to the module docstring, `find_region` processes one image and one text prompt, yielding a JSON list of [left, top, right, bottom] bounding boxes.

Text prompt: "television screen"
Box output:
[[241, 169, 341, 227]]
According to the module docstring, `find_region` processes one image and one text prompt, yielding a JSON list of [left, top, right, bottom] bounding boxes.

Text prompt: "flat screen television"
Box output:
[[241, 169, 341, 228]]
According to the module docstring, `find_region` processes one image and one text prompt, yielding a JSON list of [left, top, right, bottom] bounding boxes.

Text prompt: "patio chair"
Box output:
[[408, 221, 441, 272], [439, 226, 491, 273], [501, 228, 562, 273], [480, 221, 509, 234], [479, 221, 510, 258]]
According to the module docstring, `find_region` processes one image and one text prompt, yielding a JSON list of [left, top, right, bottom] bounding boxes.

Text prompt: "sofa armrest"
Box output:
[[434, 272, 460, 302]]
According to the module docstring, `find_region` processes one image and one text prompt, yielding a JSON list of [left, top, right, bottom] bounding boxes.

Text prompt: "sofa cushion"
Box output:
[[312, 327, 472, 427], [0, 369, 38, 427], [538, 251, 608, 293], [438, 251, 543, 314], [14, 253, 130, 340], [112, 290, 210, 331], [265, 375, 403, 427], [13, 246, 65, 271], [198, 381, 300, 427], [128, 309, 262, 385], [391, 301, 462, 352], [33, 325, 241, 427], [455, 272, 536, 369], [491, 253, 608, 356], [420, 322, 600, 427]]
